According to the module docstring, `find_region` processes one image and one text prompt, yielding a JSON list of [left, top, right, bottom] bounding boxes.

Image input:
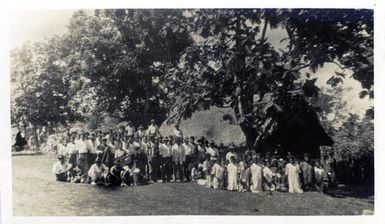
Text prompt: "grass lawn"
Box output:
[[12, 154, 373, 216]]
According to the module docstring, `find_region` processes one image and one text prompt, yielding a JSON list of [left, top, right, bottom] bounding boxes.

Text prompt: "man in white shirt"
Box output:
[[173, 124, 183, 138], [172, 138, 185, 182], [126, 121, 136, 138], [66, 136, 78, 167], [76, 134, 89, 171], [182, 137, 193, 181], [147, 119, 159, 138], [52, 154, 72, 181], [159, 137, 172, 182], [87, 133, 98, 166]]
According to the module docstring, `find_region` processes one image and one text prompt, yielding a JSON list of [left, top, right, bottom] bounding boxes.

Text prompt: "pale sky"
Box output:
[[9, 10, 373, 119]]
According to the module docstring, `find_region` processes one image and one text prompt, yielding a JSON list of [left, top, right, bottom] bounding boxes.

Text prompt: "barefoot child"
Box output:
[[211, 157, 224, 190], [227, 156, 239, 191]]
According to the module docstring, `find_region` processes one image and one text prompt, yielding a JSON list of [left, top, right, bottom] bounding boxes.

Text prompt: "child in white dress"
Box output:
[[285, 157, 303, 193], [250, 156, 263, 193], [227, 156, 238, 191], [211, 157, 224, 190]]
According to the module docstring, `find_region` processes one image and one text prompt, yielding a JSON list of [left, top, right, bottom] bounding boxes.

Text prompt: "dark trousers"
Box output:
[[184, 155, 192, 181], [150, 156, 161, 182], [161, 157, 173, 182]]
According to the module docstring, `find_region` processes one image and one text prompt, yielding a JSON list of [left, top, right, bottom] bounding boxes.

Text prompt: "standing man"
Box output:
[[76, 134, 89, 171], [126, 121, 136, 138], [182, 137, 193, 182], [159, 137, 172, 182], [147, 119, 159, 139], [66, 136, 78, 168], [87, 133, 98, 167], [172, 137, 185, 182]]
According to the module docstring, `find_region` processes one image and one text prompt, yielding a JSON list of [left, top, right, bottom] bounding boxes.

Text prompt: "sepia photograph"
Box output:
[[2, 2, 381, 221]]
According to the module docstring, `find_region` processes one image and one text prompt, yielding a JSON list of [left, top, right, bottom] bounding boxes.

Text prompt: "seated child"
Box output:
[[106, 159, 124, 186], [122, 160, 141, 186], [71, 158, 87, 183], [88, 157, 109, 185]]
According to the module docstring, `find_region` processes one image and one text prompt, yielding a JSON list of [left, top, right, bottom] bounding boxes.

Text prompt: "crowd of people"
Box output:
[[52, 119, 337, 194]]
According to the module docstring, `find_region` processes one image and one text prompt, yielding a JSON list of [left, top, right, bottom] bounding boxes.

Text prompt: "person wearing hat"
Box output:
[[147, 119, 159, 138], [106, 159, 124, 187], [159, 137, 173, 182], [225, 143, 238, 163], [125, 121, 136, 138], [88, 157, 109, 185], [173, 124, 183, 139], [52, 154, 72, 182]]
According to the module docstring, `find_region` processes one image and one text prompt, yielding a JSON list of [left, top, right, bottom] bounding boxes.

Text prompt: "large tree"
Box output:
[[62, 9, 192, 126], [161, 9, 372, 153]]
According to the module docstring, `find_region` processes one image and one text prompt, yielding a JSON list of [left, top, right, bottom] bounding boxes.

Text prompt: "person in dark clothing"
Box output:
[[14, 131, 28, 151]]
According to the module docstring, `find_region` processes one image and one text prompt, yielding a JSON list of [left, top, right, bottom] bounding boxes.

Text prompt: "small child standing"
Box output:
[[202, 154, 212, 188], [250, 156, 263, 193], [238, 156, 249, 192], [227, 156, 239, 191], [211, 157, 224, 190], [285, 156, 303, 193]]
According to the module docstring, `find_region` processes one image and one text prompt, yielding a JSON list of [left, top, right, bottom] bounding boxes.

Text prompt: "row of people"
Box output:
[[52, 128, 336, 195], [191, 153, 335, 194]]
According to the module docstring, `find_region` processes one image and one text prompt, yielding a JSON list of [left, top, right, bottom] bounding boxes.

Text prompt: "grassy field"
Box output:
[[12, 154, 373, 216]]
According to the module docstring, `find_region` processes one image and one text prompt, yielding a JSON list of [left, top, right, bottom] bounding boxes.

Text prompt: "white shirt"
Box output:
[[87, 139, 97, 154], [126, 126, 136, 136], [66, 142, 77, 155], [52, 161, 72, 174], [56, 143, 67, 156], [206, 147, 218, 157], [147, 124, 159, 135], [159, 143, 172, 157], [172, 144, 185, 163], [183, 143, 193, 156], [76, 140, 88, 154]]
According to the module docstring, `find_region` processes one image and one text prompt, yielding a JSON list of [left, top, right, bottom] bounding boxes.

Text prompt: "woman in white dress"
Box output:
[[285, 157, 304, 193], [250, 156, 263, 193], [227, 156, 238, 191]]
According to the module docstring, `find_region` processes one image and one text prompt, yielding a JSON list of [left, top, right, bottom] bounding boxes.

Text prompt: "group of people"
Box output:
[[52, 119, 337, 194]]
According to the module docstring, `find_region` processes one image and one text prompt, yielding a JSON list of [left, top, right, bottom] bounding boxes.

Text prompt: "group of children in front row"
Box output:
[[190, 151, 335, 194]]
